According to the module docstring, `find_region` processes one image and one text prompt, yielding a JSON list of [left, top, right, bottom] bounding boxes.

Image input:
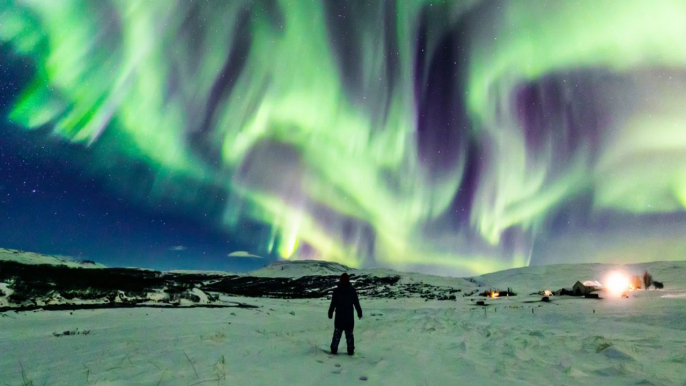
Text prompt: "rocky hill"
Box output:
[[247, 260, 353, 277], [0, 256, 475, 312]]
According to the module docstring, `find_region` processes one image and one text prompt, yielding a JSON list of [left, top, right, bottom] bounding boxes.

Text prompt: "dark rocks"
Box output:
[[53, 328, 90, 337], [204, 274, 462, 300], [181, 293, 201, 303], [204, 275, 333, 299]]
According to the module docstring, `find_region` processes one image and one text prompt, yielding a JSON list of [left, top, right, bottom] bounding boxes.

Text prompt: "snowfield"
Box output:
[[0, 247, 106, 268], [1, 259, 686, 385]]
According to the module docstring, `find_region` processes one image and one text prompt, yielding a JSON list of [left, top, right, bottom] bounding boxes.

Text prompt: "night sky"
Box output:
[[0, 45, 271, 271], [1, 1, 686, 275]]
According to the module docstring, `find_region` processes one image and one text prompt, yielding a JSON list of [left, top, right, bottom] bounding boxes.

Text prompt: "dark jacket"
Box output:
[[328, 283, 362, 330]]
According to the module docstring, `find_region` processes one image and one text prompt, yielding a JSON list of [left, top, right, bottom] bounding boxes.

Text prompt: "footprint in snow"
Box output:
[[359, 376, 368, 381], [334, 363, 341, 367]]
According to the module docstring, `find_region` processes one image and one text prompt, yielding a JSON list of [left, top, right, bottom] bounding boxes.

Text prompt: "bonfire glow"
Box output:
[[491, 292, 499, 298], [605, 272, 630, 296]]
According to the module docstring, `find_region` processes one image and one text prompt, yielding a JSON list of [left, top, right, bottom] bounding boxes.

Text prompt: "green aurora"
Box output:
[[2, 0, 686, 275]]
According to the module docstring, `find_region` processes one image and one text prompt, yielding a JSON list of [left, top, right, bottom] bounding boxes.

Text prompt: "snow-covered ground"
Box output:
[[2, 261, 686, 385]]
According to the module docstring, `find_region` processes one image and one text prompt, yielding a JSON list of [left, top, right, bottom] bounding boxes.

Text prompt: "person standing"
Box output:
[[328, 273, 362, 355]]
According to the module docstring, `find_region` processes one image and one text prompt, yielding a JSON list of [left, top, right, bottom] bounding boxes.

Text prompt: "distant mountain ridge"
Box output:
[[248, 260, 353, 278], [0, 248, 106, 268]]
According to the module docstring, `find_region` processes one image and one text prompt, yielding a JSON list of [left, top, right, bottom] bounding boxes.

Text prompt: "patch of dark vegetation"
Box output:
[[0, 261, 227, 306], [0, 261, 168, 304], [61, 288, 112, 300], [0, 302, 258, 313], [53, 328, 90, 337], [205, 276, 329, 299], [164, 282, 201, 302], [203, 274, 459, 300], [204, 274, 406, 299], [0, 260, 468, 309]]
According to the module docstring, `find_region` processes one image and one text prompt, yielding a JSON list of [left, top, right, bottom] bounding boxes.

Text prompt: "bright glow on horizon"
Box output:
[[604, 272, 630, 297]]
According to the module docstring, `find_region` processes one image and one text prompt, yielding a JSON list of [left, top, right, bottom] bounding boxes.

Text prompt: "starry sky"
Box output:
[[1, 0, 686, 275]]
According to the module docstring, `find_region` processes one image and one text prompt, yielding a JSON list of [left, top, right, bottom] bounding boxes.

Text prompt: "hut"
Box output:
[[573, 281, 602, 296]]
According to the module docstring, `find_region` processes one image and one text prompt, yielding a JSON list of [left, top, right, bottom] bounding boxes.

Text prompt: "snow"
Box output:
[[0, 248, 106, 268], [167, 270, 235, 276], [190, 288, 210, 304], [248, 260, 353, 278], [0, 283, 13, 308], [1, 261, 686, 385], [473, 261, 685, 295]]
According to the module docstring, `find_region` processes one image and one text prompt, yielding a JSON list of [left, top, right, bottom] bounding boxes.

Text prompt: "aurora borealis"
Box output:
[[2, 0, 686, 275]]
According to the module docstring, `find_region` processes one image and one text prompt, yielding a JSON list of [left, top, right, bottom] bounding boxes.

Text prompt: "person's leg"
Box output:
[[330, 328, 342, 354], [344, 328, 355, 355]]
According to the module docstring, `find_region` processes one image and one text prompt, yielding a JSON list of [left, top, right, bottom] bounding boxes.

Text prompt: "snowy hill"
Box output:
[[474, 260, 685, 295], [0, 257, 475, 311], [248, 260, 354, 278], [248, 260, 475, 289], [362, 267, 475, 289], [0, 248, 106, 268]]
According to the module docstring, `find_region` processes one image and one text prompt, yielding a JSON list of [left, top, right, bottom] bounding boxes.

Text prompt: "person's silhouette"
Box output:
[[328, 273, 362, 355]]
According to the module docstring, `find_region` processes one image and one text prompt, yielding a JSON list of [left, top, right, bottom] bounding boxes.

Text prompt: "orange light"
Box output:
[[491, 292, 499, 298], [605, 272, 630, 296]]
